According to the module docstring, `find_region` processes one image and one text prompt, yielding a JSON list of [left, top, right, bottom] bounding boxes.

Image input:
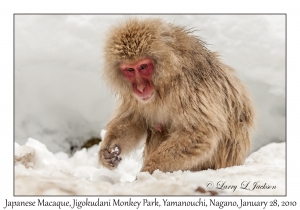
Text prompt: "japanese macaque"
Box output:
[[98, 18, 255, 174]]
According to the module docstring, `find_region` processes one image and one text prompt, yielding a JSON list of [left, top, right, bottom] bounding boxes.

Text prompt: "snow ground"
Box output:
[[14, 136, 285, 195]]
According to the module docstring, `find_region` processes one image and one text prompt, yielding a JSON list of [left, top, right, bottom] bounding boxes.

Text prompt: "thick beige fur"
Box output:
[[99, 18, 255, 173]]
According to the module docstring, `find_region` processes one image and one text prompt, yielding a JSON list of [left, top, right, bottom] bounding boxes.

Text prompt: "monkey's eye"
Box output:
[[140, 64, 147, 70], [127, 68, 134, 72]]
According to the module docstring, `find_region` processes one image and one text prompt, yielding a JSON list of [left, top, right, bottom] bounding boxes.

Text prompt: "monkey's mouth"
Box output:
[[136, 92, 154, 101]]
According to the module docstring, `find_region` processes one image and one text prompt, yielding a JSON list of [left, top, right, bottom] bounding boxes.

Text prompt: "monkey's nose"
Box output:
[[137, 84, 146, 93]]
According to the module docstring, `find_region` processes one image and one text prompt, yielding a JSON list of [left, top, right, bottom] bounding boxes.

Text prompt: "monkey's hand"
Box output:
[[141, 164, 156, 174], [99, 145, 122, 169], [141, 155, 166, 174]]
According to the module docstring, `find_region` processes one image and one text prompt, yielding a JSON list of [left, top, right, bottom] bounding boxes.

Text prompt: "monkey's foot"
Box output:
[[101, 145, 122, 168]]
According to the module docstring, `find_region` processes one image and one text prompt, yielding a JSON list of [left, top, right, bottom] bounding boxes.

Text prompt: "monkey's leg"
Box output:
[[143, 128, 167, 159], [99, 111, 146, 170], [141, 130, 220, 174]]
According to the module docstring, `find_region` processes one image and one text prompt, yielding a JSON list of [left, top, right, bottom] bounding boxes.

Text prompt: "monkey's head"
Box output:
[[103, 18, 184, 104]]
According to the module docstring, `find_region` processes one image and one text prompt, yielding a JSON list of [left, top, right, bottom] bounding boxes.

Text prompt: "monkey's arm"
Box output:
[[99, 105, 146, 170], [141, 129, 220, 173]]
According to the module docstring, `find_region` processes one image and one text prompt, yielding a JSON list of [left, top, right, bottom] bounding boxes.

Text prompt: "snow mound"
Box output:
[[14, 138, 285, 195]]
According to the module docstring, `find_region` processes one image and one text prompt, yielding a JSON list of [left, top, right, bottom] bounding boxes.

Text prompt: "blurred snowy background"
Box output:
[[14, 15, 285, 154]]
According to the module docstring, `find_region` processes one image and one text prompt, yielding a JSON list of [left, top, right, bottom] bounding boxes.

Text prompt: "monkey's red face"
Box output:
[[120, 58, 155, 102]]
